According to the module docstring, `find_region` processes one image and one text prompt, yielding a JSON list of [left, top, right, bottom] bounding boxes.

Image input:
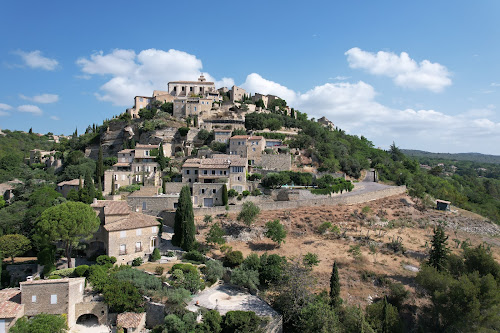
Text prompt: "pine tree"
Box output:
[[172, 186, 196, 250], [157, 143, 166, 171], [74, 127, 78, 137], [428, 224, 449, 271], [330, 261, 341, 307], [96, 144, 104, 190], [222, 184, 228, 206]]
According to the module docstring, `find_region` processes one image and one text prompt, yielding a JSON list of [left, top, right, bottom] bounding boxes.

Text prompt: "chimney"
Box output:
[[26, 276, 33, 282], [93, 198, 98, 204]]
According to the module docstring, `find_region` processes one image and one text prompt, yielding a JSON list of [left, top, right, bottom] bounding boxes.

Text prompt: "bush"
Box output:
[[223, 311, 262, 333], [228, 189, 238, 198], [118, 184, 141, 193], [178, 127, 190, 137], [206, 223, 226, 246], [150, 248, 161, 262], [171, 269, 205, 293], [242, 190, 250, 197], [171, 263, 198, 275], [204, 260, 224, 284], [103, 279, 144, 313], [183, 250, 206, 264], [10, 313, 68, 333], [155, 266, 164, 275], [231, 267, 260, 291], [242, 253, 261, 271], [223, 251, 244, 268], [74, 265, 89, 277], [317, 221, 332, 234], [49, 267, 75, 278], [251, 189, 262, 196], [88, 265, 108, 292], [264, 219, 287, 246], [247, 173, 263, 181], [132, 257, 143, 266], [237, 202, 260, 226], [259, 253, 285, 285], [365, 298, 401, 333], [387, 282, 409, 309], [166, 251, 176, 257], [303, 252, 320, 268], [113, 267, 163, 294], [96, 255, 117, 266], [48, 275, 61, 279]]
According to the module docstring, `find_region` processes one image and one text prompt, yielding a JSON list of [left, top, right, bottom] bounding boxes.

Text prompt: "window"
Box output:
[[32, 295, 36, 303], [194, 107, 197, 112], [51, 295, 57, 304], [212, 189, 216, 194], [152, 226, 157, 234], [121, 175, 125, 181], [140, 97, 143, 102], [201, 189, 205, 194], [182, 86, 185, 91], [194, 170, 198, 174], [145, 151, 149, 156], [186, 169, 190, 175], [190, 87, 193, 91], [203, 170, 208, 175], [119, 244, 126, 255], [173, 87, 177, 92], [120, 231, 126, 238], [188, 178, 191, 183], [135, 242, 142, 252], [142, 202, 147, 210], [212, 170, 215, 175], [136, 229, 142, 236], [231, 166, 244, 173]]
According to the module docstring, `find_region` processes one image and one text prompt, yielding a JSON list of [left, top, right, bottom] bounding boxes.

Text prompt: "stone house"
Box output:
[[117, 312, 146, 333], [182, 156, 247, 192], [230, 85, 248, 102], [104, 144, 161, 195], [213, 129, 232, 143], [20, 278, 85, 328], [127, 91, 176, 119], [0, 289, 24, 333], [173, 97, 213, 119], [317, 116, 334, 129], [56, 178, 82, 197], [229, 135, 265, 166], [252, 93, 269, 108], [90, 200, 160, 265], [193, 183, 224, 207], [168, 75, 216, 97]]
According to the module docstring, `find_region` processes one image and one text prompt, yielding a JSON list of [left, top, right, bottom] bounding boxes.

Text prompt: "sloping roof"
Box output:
[[436, 199, 451, 204], [0, 289, 23, 319], [118, 149, 135, 154], [113, 162, 132, 167], [230, 135, 263, 140], [135, 144, 157, 149], [117, 312, 146, 328], [182, 158, 201, 168], [91, 200, 130, 215], [57, 179, 81, 187], [104, 212, 158, 232], [169, 80, 214, 85], [183, 157, 247, 169]]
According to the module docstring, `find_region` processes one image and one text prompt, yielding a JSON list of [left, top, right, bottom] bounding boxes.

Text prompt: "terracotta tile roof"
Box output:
[[182, 158, 201, 168], [118, 149, 135, 154], [113, 162, 132, 167], [117, 312, 146, 328], [91, 200, 130, 215], [183, 157, 246, 169], [57, 179, 81, 187], [135, 144, 157, 149], [104, 212, 159, 232], [0, 300, 23, 318], [0, 289, 21, 303], [436, 199, 451, 204]]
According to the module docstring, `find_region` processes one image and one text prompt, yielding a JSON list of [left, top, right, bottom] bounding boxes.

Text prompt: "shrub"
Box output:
[[171, 269, 205, 293], [228, 189, 238, 198], [49, 275, 62, 279], [251, 189, 262, 196], [178, 127, 190, 137], [365, 298, 401, 333], [264, 219, 287, 246], [206, 223, 226, 246], [242, 190, 250, 197], [242, 253, 261, 271], [318, 221, 332, 234], [171, 263, 198, 275], [155, 266, 164, 275], [303, 252, 320, 268], [387, 282, 409, 309], [197, 310, 222, 333], [204, 260, 224, 284], [247, 173, 263, 181], [113, 267, 162, 294], [132, 257, 143, 266], [150, 248, 161, 262], [96, 255, 117, 266], [231, 267, 260, 291], [183, 250, 206, 264], [10, 313, 68, 333], [348, 245, 363, 261], [223, 251, 244, 268], [223, 311, 262, 333], [118, 184, 141, 193], [237, 202, 260, 226], [88, 265, 108, 292], [49, 267, 75, 278], [103, 280, 144, 313], [74, 265, 89, 277], [259, 253, 285, 285]]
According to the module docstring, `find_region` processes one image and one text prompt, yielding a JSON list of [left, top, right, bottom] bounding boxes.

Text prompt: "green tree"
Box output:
[[303, 252, 320, 268], [231, 267, 260, 291], [197, 310, 222, 333], [103, 279, 144, 313], [206, 223, 226, 246], [237, 202, 260, 226], [0, 234, 31, 263], [10, 313, 68, 333], [264, 219, 287, 246], [36, 201, 100, 268], [157, 143, 166, 171], [428, 225, 449, 271], [79, 171, 96, 204], [330, 261, 341, 307], [172, 186, 196, 251], [204, 259, 224, 284], [222, 184, 228, 205], [365, 297, 401, 333], [223, 311, 263, 333], [96, 144, 104, 190]]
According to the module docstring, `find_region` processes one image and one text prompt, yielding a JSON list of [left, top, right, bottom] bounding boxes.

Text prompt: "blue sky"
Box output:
[[1, 1, 500, 154]]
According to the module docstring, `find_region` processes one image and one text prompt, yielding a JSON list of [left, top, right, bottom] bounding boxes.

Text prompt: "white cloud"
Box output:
[[241, 73, 297, 103], [50, 115, 60, 121], [76, 48, 234, 106], [20, 93, 59, 104], [14, 50, 59, 70], [491, 82, 500, 87], [17, 105, 42, 115], [330, 76, 350, 81], [0, 103, 13, 111], [345, 47, 452, 92]]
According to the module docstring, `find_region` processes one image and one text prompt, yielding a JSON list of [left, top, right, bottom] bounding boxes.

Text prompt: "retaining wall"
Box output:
[[193, 185, 406, 217]]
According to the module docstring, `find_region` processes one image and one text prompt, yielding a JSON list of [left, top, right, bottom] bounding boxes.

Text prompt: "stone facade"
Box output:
[[127, 195, 180, 216], [74, 300, 108, 326], [259, 154, 291, 171], [20, 278, 85, 327], [230, 85, 247, 102], [193, 183, 224, 207], [229, 135, 265, 166], [56, 178, 81, 197], [168, 75, 216, 97], [252, 93, 269, 108], [214, 129, 232, 143]]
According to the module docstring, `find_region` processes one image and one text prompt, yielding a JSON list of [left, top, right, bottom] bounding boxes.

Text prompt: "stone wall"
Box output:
[[145, 301, 165, 328], [193, 186, 406, 216], [75, 301, 108, 325], [259, 154, 291, 171], [127, 195, 179, 216]]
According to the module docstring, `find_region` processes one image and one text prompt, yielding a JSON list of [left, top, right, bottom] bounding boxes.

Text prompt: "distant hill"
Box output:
[[402, 149, 500, 164]]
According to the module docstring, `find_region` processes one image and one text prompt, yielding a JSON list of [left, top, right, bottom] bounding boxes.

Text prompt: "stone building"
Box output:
[[127, 91, 176, 119], [229, 135, 265, 166], [168, 75, 216, 97], [173, 97, 213, 119], [252, 93, 269, 108], [182, 156, 247, 192], [213, 129, 232, 143], [90, 200, 160, 265], [193, 183, 224, 207], [20, 278, 85, 328], [56, 178, 82, 197], [117, 312, 146, 333], [317, 116, 334, 129], [230, 85, 248, 102], [103, 144, 161, 195]]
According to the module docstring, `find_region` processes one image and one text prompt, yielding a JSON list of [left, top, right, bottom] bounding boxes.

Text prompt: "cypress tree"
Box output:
[[96, 144, 104, 190], [193, 115, 198, 127], [84, 172, 95, 203], [330, 261, 341, 307], [29, 127, 33, 134], [382, 296, 390, 333], [222, 184, 228, 206], [428, 225, 449, 271], [79, 176, 83, 190], [172, 186, 196, 250], [157, 143, 166, 171], [111, 177, 116, 195], [130, 138, 136, 149]]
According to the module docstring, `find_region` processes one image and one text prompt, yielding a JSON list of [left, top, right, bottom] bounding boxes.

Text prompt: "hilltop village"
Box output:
[[0, 75, 499, 333]]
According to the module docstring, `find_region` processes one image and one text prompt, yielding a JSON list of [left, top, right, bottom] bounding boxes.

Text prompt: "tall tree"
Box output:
[[96, 144, 104, 190], [222, 184, 228, 206], [111, 176, 116, 195], [0, 234, 31, 263], [428, 225, 449, 271], [80, 171, 96, 204], [172, 186, 196, 250], [35, 201, 100, 268], [330, 261, 341, 307], [157, 143, 166, 171]]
